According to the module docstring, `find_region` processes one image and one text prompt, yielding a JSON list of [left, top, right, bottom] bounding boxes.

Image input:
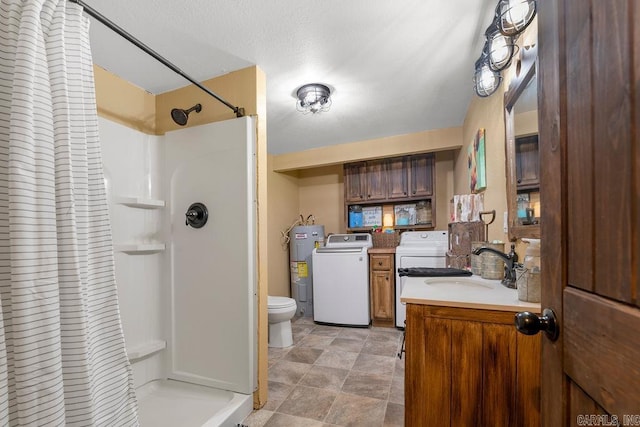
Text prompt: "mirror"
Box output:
[[504, 44, 539, 241]]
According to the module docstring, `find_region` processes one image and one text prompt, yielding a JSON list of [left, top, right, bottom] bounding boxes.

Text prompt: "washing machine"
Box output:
[[395, 230, 448, 328], [312, 233, 372, 326]]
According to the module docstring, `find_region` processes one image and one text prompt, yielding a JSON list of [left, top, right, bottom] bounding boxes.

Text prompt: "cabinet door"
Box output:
[[344, 162, 367, 202], [515, 135, 539, 190], [366, 160, 387, 201], [370, 270, 394, 326], [405, 304, 540, 426], [387, 157, 409, 199], [410, 154, 434, 197]]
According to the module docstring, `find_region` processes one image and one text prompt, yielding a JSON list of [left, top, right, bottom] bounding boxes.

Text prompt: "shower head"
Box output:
[[171, 103, 202, 126]]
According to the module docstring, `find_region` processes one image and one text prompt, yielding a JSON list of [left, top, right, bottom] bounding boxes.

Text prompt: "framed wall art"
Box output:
[[468, 128, 487, 192]]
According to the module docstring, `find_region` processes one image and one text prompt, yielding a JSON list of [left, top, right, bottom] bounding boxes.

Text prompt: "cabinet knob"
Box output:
[[378, 261, 383, 266], [404, 192, 407, 195], [412, 190, 416, 194]]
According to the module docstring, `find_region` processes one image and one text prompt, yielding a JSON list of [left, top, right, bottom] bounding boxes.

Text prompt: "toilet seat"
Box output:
[[268, 296, 296, 310]]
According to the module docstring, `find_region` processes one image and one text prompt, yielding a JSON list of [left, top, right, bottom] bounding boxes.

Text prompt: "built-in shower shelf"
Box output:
[[115, 243, 166, 254], [127, 340, 167, 363], [114, 196, 165, 209]]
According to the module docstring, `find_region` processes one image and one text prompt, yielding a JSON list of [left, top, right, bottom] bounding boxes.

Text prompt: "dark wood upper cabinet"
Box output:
[[515, 135, 539, 190], [410, 154, 434, 197], [344, 162, 367, 202], [387, 157, 409, 199], [365, 160, 387, 201], [343, 153, 436, 231]]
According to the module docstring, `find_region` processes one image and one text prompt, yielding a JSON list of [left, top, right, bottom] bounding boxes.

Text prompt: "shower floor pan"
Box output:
[[136, 379, 253, 427]]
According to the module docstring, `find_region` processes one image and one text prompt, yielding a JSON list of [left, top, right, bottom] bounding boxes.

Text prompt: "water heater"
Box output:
[[289, 225, 325, 317]]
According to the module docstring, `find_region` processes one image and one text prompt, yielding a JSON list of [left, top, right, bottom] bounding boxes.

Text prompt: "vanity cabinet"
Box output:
[[368, 250, 395, 327], [405, 304, 541, 426]]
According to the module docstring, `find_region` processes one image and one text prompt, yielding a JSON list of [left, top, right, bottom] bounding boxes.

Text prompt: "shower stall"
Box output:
[[100, 116, 257, 426]]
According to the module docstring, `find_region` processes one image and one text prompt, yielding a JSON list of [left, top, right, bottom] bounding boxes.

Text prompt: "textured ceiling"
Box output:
[[84, 0, 496, 154]]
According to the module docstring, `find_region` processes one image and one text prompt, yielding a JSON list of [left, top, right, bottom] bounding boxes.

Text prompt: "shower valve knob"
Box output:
[[184, 203, 208, 229]]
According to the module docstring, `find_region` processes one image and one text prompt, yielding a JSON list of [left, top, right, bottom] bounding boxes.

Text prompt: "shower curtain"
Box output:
[[0, 1, 138, 425]]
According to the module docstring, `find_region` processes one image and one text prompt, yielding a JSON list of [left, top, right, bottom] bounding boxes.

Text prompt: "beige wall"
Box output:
[[298, 165, 345, 235], [94, 65, 156, 134], [266, 163, 345, 298], [273, 127, 462, 171], [155, 67, 260, 134], [267, 155, 300, 297], [456, 93, 508, 243], [435, 150, 455, 230], [94, 65, 265, 136]]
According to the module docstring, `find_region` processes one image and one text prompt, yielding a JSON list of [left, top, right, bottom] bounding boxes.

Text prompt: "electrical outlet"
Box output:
[[503, 211, 508, 233]]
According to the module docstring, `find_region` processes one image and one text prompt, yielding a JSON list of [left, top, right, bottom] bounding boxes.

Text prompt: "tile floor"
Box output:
[[242, 316, 405, 427]]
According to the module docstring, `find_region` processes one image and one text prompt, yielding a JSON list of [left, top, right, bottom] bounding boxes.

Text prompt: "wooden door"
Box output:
[[366, 159, 387, 201], [409, 153, 434, 197], [344, 162, 366, 202], [539, 0, 640, 424], [387, 156, 409, 199]]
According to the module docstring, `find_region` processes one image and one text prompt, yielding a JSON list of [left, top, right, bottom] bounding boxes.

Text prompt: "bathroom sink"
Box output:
[[400, 275, 541, 312]]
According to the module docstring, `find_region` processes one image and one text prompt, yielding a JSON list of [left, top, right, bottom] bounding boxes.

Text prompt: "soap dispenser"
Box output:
[[517, 238, 541, 302]]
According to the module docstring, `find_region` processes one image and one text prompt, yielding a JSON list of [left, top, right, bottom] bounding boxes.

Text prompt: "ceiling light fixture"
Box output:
[[296, 83, 332, 114], [498, 0, 536, 36]]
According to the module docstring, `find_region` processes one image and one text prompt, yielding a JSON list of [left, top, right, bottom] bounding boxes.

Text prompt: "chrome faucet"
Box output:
[[472, 243, 519, 288]]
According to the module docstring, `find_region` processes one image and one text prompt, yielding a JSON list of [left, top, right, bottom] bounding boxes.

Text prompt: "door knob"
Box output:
[[514, 308, 559, 341]]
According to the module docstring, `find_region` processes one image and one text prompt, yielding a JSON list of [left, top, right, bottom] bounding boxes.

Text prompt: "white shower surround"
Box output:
[[99, 117, 257, 426]]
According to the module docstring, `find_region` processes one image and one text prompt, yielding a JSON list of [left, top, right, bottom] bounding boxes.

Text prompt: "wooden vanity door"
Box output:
[[539, 0, 640, 424]]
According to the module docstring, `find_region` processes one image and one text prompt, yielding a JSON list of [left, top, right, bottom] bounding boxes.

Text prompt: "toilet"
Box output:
[[267, 296, 297, 348]]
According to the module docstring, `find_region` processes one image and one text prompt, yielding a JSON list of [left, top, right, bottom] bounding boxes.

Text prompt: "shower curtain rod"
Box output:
[[69, 0, 245, 118]]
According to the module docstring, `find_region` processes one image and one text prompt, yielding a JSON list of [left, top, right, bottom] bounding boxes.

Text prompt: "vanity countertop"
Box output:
[[400, 275, 541, 313]]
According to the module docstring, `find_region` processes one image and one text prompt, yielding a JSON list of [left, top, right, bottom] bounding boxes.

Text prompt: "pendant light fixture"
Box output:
[[295, 83, 332, 114], [498, 0, 536, 36]]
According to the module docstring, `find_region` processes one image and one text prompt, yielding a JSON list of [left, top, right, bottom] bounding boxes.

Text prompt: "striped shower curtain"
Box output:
[[0, 1, 138, 425]]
